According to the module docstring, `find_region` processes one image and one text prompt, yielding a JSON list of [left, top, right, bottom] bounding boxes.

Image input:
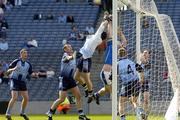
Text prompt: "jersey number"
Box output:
[[127, 64, 134, 74]]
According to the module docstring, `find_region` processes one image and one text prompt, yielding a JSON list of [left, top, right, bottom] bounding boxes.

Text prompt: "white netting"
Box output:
[[117, 0, 180, 120]]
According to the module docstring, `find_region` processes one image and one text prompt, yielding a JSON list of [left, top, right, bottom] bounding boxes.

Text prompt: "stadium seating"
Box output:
[[0, 0, 100, 102]]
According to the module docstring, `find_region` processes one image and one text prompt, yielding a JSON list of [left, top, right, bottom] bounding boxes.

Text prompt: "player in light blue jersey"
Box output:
[[118, 48, 145, 120], [139, 49, 151, 119], [5, 49, 39, 120], [47, 44, 90, 120]]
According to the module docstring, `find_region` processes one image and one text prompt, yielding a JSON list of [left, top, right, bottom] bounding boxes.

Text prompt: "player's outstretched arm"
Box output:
[[94, 20, 108, 39], [6, 66, 18, 75], [118, 27, 128, 48]]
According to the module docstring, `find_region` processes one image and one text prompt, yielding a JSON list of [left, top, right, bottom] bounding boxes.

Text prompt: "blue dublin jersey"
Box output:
[[9, 59, 32, 81], [118, 58, 139, 84]]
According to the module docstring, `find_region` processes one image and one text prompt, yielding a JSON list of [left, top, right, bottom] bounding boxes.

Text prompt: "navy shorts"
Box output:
[[59, 76, 77, 91], [141, 81, 149, 93], [104, 41, 112, 65], [10, 79, 27, 91], [76, 53, 92, 73], [120, 80, 140, 97]]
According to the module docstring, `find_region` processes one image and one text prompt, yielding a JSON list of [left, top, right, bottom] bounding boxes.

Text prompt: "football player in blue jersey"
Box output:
[[118, 47, 145, 120], [47, 44, 90, 120], [5, 49, 39, 120]]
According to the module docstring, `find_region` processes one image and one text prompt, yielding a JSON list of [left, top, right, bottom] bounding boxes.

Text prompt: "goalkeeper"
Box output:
[[118, 47, 145, 120]]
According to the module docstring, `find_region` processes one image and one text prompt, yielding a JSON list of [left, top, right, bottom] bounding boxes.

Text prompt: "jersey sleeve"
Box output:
[[28, 63, 33, 75], [8, 59, 19, 69], [62, 53, 69, 63], [94, 21, 106, 42]]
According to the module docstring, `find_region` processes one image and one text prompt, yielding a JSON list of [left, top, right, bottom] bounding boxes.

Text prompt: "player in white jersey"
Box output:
[[74, 15, 111, 101], [118, 47, 145, 120], [139, 49, 151, 119], [87, 18, 128, 105]]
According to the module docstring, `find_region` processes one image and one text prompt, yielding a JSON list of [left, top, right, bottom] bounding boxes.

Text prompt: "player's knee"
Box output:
[[11, 96, 18, 101], [23, 95, 29, 101], [100, 71, 112, 85]]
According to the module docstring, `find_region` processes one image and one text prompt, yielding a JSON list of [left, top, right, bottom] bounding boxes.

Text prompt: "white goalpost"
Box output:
[[112, 0, 180, 120]]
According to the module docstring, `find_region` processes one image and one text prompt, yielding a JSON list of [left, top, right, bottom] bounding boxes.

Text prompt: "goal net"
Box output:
[[115, 0, 180, 120]]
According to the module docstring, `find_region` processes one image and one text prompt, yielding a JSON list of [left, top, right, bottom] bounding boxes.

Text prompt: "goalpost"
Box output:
[[112, 0, 180, 120]]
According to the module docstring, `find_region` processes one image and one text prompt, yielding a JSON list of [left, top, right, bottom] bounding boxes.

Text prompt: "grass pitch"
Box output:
[[0, 114, 178, 120]]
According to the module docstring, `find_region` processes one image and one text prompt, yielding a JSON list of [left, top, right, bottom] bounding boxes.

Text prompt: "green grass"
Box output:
[[0, 114, 179, 120]]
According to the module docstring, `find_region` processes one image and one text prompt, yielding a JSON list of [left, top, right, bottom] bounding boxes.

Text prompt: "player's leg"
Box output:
[[143, 91, 150, 119], [93, 64, 112, 104], [118, 83, 129, 120], [70, 86, 90, 120], [19, 91, 29, 120], [131, 81, 146, 119], [5, 91, 18, 120], [119, 96, 128, 120], [74, 69, 88, 97], [47, 91, 67, 120], [81, 72, 93, 97]]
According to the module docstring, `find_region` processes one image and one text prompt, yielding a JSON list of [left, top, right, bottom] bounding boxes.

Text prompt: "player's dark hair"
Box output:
[[101, 32, 107, 40], [142, 49, 151, 54]]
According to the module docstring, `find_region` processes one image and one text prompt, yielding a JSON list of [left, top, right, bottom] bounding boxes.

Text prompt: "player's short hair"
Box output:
[[118, 47, 127, 57], [101, 32, 107, 40], [63, 44, 71, 51], [20, 48, 27, 55]]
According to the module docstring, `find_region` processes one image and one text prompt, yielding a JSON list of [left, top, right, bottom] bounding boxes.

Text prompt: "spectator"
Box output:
[[0, 38, 8, 51], [57, 97, 71, 114], [77, 31, 86, 41], [0, 18, 8, 29], [33, 13, 43, 20], [0, 60, 9, 84], [58, 12, 66, 23], [45, 11, 54, 20], [5, 1, 13, 11], [142, 17, 149, 28], [56, 0, 69, 3], [38, 67, 47, 78], [85, 24, 94, 35], [62, 39, 67, 45], [0, 7, 4, 20], [46, 68, 55, 78], [1, 60, 8, 72], [15, 0, 22, 6], [66, 15, 74, 23], [8, 0, 15, 6], [68, 25, 78, 40], [0, 27, 6, 38], [23, 38, 38, 49]]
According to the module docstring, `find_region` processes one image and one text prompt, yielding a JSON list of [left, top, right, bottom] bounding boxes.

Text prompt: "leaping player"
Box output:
[[73, 15, 111, 102]]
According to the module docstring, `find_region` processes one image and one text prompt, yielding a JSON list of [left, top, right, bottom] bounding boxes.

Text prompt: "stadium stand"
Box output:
[[0, 0, 100, 102]]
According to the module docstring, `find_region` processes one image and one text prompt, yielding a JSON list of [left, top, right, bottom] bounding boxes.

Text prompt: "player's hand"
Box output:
[[31, 72, 39, 78], [103, 11, 109, 20]]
